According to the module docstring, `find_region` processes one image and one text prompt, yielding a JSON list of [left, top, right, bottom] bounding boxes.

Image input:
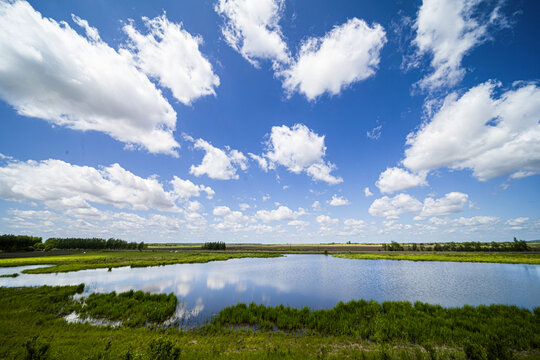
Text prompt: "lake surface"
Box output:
[[1, 255, 539, 325]]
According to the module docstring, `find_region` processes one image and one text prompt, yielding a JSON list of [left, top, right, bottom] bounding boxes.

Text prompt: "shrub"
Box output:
[[146, 338, 181, 360]]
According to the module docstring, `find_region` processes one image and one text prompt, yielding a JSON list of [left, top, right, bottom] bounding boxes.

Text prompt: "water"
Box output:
[[1, 255, 539, 325]]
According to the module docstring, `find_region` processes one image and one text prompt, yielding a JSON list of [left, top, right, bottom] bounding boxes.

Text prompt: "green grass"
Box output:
[[334, 252, 540, 264], [0, 250, 282, 274], [0, 272, 19, 278], [214, 301, 539, 350], [1, 285, 539, 359], [74, 290, 178, 327]]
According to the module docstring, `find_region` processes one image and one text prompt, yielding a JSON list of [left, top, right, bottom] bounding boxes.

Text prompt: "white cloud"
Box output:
[[342, 218, 366, 235], [256, 205, 305, 222], [366, 125, 382, 140], [0, 157, 181, 212], [188, 138, 248, 180], [506, 217, 528, 226], [419, 192, 468, 217], [316, 215, 338, 225], [239, 203, 250, 211], [212, 206, 250, 232], [328, 194, 350, 206], [368, 193, 422, 219], [311, 201, 322, 211], [412, 0, 502, 91], [213, 206, 232, 217], [281, 18, 386, 100], [505, 217, 529, 230], [186, 200, 203, 213], [171, 177, 214, 200], [122, 13, 220, 105], [429, 216, 500, 227], [287, 219, 309, 228], [0, 1, 179, 156], [215, 0, 289, 66], [364, 187, 373, 197], [404, 81, 540, 181], [259, 124, 342, 184], [248, 153, 269, 172], [376, 167, 428, 194]]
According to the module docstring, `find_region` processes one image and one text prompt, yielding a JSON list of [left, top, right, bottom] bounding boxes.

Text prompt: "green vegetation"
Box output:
[[44, 237, 146, 251], [214, 301, 538, 350], [0, 250, 282, 274], [335, 252, 540, 265], [1, 285, 538, 359], [382, 238, 530, 252], [0, 272, 19, 278], [202, 241, 227, 250], [75, 290, 177, 327], [0, 234, 42, 251]]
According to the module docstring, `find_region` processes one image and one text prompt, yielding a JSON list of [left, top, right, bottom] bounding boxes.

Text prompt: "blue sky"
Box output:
[[0, 0, 538, 243]]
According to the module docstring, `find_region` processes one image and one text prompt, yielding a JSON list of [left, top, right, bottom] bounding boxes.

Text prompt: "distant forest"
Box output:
[[383, 238, 530, 252], [0, 234, 145, 251]]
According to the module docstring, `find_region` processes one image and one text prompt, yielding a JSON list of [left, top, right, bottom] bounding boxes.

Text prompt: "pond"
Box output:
[[1, 255, 539, 326]]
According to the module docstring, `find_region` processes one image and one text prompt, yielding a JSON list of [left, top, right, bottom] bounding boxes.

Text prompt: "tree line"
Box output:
[[0, 234, 42, 251], [0, 234, 146, 251], [201, 241, 226, 250], [382, 238, 530, 252], [45, 238, 146, 250]]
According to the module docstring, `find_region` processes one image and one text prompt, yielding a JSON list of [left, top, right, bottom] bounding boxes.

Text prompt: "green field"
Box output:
[[0, 251, 282, 274], [1, 285, 538, 359], [0, 250, 538, 276], [334, 252, 540, 265]]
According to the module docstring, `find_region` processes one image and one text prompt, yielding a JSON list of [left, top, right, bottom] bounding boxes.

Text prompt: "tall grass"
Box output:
[[75, 290, 177, 327], [214, 300, 539, 350]]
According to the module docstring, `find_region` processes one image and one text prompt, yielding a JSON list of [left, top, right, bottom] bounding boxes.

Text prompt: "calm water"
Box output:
[[1, 255, 539, 325]]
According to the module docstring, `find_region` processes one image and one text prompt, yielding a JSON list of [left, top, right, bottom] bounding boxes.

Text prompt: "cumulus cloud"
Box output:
[[411, 0, 503, 91], [342, 218, 366, 235], [311, 201, 322, 211], [419, 192, 468, 217], [171, 177, 214, 200], [281, 18, 386, 100], [187, 137, 248, 180], [0, 157, 183, 212], [404, 81, 540, 181], [368, 193, 422, 219], [376, 167, 428, 194], [248, 153, 269, 172], [328, 195, 350, 206], [364, 187, 373, 197], [212, 206, 250, 232], [253, 124, 342, 184], [0, 1, 179, 155], [288, 219, 309, 228], [256, 205, 305, 222], [122, 13, 219, 105], [215, 0, 289, 66], [239, 203, 250, 211], [316, 215, 339, 225]]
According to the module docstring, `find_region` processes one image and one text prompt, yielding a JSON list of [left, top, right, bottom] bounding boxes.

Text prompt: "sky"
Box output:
[[0, 0, 539, 244]]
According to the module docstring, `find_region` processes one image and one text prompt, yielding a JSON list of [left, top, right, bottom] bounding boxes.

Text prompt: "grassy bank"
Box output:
[[1, 285, 539, 359], [334, 252, 540, 265], [0, 251, 282, 274]]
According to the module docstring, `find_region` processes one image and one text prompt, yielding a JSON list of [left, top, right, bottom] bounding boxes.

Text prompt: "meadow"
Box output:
[[1, 285, 539, 359], [0, 250, 282, 274]]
